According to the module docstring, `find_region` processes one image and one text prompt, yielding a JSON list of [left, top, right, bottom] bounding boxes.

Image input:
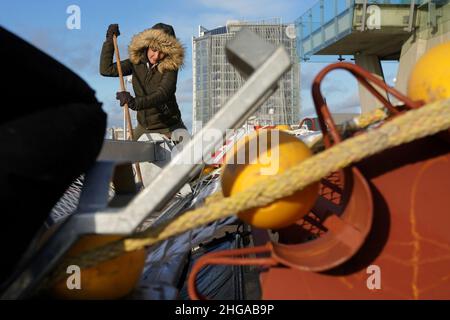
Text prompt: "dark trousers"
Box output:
[[0, 27, 106, 284]]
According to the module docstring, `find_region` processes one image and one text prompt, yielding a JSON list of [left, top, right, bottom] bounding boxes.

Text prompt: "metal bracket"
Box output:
[[97, 139, 157, 163], [360, 0, 368, 32], [427, 1, 437, 29], [404, 0, 416, 32]]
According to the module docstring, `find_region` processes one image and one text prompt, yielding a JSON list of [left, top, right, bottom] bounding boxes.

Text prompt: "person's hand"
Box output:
[[116, 91, 136, 110], [157, 103, 172, 117], [106, 24, 120, 41]]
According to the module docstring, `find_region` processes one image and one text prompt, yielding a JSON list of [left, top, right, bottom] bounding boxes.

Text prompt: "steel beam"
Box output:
[[97, 139, 156, 163]]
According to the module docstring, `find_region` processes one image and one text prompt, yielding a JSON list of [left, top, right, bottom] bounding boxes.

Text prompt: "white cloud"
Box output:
[[196, 0, 302, 22], [330, 91, 361, 113], [180, 103, 193, 132], [300, 90, 361, 119], [301, 63, 323, 89], [196, 13, 238, 30], [27, 29, 100, 76], [176, 77, 193, 104]]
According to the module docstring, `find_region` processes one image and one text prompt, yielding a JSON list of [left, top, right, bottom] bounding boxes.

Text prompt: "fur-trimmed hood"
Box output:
[[128, 28, 184, 73]]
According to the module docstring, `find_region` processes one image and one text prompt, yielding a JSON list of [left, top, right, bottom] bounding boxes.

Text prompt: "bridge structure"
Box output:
[[295, 0, 450, 112]]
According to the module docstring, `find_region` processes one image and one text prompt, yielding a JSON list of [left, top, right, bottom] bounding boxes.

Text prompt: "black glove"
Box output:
[[116, 91, 136, 110], [106, 24, 120, 41], [157, 103, 172, 117]]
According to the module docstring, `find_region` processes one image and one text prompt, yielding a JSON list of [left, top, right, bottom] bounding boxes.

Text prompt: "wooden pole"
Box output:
[[112, 34, 144, 187]]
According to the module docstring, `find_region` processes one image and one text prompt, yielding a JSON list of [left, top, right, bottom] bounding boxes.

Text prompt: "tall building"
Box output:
[[192, 18, 300, 133]]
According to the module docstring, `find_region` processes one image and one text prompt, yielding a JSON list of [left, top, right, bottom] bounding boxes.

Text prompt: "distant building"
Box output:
[[192, 18, 300, 133], [108, 127, 125, 140]]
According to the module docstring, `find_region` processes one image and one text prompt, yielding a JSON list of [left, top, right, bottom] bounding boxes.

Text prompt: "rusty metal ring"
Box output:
[[311, 62, 423, 148]]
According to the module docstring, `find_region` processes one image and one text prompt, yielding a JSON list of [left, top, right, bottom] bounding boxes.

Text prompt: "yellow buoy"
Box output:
[[275, 124, 291, 132], [407, 41, 450, 103], [221, 129, 319, 229], [51, 235, 146, 300]]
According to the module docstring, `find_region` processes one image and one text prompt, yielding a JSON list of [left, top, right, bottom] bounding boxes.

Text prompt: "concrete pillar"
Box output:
[[354, 54, 388, 113], [395, 39, 428, 96]]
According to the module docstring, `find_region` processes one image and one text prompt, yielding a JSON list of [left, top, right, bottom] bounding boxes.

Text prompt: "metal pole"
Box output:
[[360, 0, 368, 31], [320, 0, 325, 44], [405, 0, 416, 32], [112, 34, 144, 185]]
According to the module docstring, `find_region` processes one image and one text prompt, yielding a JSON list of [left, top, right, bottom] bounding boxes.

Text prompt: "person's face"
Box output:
[[147, 48, 165, 65]]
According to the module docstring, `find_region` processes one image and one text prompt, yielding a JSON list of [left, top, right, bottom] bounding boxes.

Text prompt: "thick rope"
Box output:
[[351, 107, 387, 129], [48, 99, 450, 285]]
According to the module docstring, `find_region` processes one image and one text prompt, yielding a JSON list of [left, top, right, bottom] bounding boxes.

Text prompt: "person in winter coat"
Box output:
[[100, 23, 186, 140]]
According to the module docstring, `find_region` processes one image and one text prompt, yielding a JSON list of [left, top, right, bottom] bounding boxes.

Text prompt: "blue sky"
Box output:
[[0, 0, 398, 130]]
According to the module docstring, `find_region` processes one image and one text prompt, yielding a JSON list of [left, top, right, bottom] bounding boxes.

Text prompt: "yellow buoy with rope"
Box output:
[[221, 129, 319, 229], [51, 235, 146, 300], [408, 41, 450, 103]]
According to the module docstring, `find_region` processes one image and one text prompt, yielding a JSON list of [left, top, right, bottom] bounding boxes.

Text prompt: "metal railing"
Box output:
[[295, 0, 426, 59]]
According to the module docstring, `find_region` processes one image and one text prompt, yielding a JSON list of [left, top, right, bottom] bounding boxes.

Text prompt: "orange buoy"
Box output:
[[407, 41, 450, 103], [51, 235, 146, 300], [201, 164, 218, 176], [221, 129, 319, 229]]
